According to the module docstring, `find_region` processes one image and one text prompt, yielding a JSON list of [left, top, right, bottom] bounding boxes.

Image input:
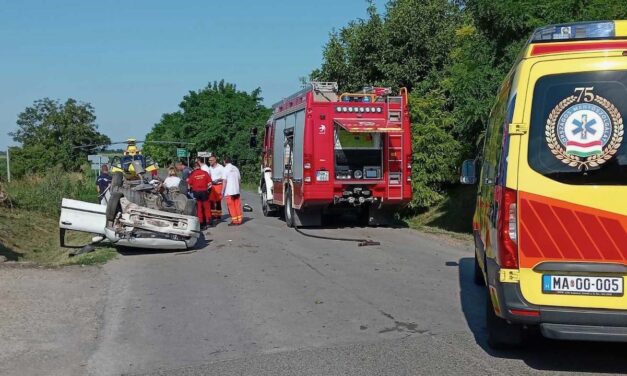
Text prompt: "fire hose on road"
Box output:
[[293, 226, 381, 247]]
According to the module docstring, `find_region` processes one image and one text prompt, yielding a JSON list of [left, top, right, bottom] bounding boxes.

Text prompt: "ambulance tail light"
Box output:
[[496, 186, 519, 269]]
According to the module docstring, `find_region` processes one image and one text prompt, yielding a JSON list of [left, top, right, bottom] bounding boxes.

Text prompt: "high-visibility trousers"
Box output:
[[225, 194, 243, 224], [193, 191, 212, 225], [209, 184, 223, 219]]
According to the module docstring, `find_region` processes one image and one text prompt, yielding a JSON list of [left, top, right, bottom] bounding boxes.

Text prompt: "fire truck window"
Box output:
[[272, 117, 286, 179], [293, 110, 306, 180], [334, 127, 381, 149]]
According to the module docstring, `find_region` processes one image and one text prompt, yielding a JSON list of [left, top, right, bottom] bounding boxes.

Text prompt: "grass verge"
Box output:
[[0, 169, 118, 266], [240, 181, 257, 192], [0, 207, 117, 266], [406, 185, 476, 242]]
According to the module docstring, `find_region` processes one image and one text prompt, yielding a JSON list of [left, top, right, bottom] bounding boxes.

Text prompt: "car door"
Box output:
[[59, 198, 107, 246]]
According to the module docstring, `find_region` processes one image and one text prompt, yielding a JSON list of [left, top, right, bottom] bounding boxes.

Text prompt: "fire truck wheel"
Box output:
[[358, 207, 371, 227], [261, 184, 275, 217], [285, 188, 295, 228]]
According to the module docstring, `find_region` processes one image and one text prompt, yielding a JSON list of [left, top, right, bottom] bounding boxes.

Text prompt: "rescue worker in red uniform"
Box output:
[[187, 162, 212, 229]]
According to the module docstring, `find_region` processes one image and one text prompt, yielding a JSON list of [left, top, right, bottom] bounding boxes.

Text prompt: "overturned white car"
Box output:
[[59, 193, 201, 250]]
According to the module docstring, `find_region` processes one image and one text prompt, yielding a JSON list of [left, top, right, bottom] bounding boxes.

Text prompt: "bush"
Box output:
[[411, 124, 462, 209], [5, 167, 97, 216]]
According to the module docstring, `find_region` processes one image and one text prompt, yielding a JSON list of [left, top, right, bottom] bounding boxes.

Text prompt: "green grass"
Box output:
[[406, 185, 476, 240], [0, 170, 117, 266], [4, 169, 97, 216], [0, 207, 117, 266], [240, 181, 258, 192]]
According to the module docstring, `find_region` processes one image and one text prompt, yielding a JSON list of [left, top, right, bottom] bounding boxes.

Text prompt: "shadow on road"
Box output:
[[116, 234, 212, 256], [457, 257, 627, 373]]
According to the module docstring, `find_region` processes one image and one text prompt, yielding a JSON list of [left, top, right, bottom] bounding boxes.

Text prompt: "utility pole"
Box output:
[[6, 147, 10, 183]]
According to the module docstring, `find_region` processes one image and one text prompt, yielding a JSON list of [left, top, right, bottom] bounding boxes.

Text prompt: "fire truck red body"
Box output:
[[259, 82, 412, 227]]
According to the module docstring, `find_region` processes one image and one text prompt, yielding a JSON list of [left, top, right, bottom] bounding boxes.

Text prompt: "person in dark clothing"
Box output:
[[176, 160, 192, 181], [96, 164, 112, 204], [187, 162, 212, 229]]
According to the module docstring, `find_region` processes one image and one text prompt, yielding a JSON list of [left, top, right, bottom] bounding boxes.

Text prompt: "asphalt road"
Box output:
[[3, 190, 627, 375]]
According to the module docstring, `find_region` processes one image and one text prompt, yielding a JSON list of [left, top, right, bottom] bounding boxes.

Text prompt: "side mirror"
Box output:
[[460, 159, 477, 185]]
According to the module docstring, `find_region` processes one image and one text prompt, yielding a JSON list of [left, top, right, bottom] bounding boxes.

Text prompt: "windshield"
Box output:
[[529, 71, 627, 185]]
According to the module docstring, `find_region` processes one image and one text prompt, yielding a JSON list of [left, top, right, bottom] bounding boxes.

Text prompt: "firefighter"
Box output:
[[222, 156, 242, 226], [207, 155, 225, 222], [187, 161, 212, 229]]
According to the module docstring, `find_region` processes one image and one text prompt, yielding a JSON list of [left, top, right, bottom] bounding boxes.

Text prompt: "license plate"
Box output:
[[542, 275, 623, 297]]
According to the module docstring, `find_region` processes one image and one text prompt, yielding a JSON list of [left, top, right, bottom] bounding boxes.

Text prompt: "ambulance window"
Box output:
[[529, 71, 627, 185], [482, 76, 514, 186]]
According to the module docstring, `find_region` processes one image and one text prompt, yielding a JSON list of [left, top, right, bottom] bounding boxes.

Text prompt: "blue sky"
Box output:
[[0, 0, 385, 150]]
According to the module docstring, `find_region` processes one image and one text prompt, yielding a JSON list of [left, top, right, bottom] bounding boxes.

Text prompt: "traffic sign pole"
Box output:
[[6, 148, 10, 183]]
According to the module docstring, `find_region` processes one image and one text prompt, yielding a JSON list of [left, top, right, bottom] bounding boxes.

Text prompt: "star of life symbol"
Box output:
[[545, 90, 623, 170], [557, 103, 612, 158]]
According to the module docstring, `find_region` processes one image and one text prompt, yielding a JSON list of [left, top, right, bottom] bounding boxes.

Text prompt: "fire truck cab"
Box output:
[[259, 82, 412, 227]]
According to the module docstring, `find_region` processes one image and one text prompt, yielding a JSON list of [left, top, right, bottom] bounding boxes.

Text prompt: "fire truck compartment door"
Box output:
[[334, 119, 401, 133]]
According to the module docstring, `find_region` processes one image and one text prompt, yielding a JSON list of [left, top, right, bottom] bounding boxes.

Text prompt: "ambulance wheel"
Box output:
[[474, 253, 485, 286], [285, 188, 295, 228], [486, 288, 524, 349]]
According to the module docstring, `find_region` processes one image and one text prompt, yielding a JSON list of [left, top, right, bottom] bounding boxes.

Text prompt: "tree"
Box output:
[[144, 80, 272, 182], [8, 98, 110, 177]]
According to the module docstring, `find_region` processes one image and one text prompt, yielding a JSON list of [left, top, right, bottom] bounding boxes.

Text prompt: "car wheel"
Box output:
[[474, 253, 485, 286], [285, 188, 295, 228], [126, 189, 144, 207], [106, 192, 123, 222], [183, 198, 196, 216], [178, 180, 188, 195], [111, 172, 123, 188], [486, 288, 524, 349]]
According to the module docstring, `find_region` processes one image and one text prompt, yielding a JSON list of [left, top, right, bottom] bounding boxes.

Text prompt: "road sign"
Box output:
[[88, 155, 110, 175], [176, 148, 188, 158], [197, 151, 211, 158]]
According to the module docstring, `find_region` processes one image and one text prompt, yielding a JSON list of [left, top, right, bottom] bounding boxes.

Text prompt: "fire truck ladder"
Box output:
[[311, 81, 338, 92]]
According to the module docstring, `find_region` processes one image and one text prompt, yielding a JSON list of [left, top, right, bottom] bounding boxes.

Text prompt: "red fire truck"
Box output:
[[259, 82, 412, 227]]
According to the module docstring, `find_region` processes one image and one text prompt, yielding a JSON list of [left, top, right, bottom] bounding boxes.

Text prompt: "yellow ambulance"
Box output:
[[461, 21, 627, 348]]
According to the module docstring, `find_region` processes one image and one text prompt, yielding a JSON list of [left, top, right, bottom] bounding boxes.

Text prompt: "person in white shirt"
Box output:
[[222, 156, 242, 226], [163, 167, 181, 189], [196, 157, 211, 174], [208, 155, 225, 222]]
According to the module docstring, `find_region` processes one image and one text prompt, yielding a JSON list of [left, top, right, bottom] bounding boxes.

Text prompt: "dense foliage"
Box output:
[[144, 80, 272, 182], [7, 98, 110, 178], [312, 0, 627, 209]]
